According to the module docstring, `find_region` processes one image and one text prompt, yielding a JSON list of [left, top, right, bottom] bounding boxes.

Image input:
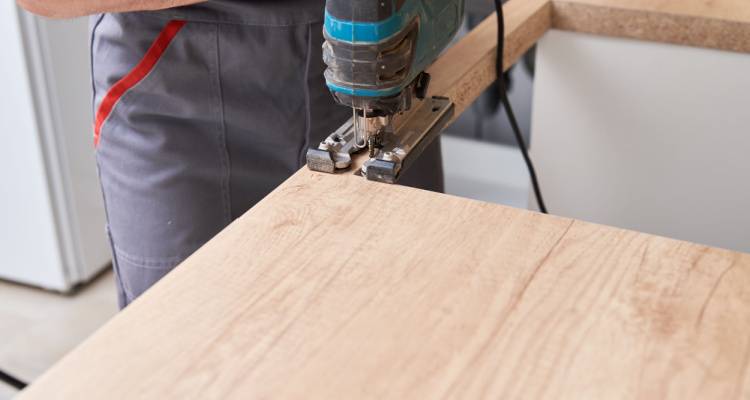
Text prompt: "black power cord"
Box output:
[[493, 0, 548, 214], [0, 368, 27, 390]]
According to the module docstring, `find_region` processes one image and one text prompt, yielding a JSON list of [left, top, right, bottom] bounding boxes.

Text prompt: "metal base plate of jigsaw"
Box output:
[[306, 96, 454, 184]]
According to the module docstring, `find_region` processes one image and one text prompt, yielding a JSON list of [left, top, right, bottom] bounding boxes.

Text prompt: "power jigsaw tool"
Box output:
[[307, 0, 465, 183]]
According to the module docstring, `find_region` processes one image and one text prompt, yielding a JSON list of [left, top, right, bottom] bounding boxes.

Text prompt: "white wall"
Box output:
[[531, 30, 750, 252]]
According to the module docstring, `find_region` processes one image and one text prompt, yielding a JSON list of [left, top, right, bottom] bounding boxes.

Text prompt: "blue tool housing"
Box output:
[[323, 0, 464, 104]]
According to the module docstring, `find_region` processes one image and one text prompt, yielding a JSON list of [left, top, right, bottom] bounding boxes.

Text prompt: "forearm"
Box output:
[[17, 0, 206, 18]]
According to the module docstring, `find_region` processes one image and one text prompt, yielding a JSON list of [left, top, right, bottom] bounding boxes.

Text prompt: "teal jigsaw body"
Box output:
[[307, 0, 466, 184], [323, 0, 464, 111]]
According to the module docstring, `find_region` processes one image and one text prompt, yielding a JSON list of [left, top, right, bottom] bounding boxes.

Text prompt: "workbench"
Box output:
[[20, 0, 750, 398]]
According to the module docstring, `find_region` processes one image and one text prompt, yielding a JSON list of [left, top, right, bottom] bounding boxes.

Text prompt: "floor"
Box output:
[[0, 271, 117, 398]]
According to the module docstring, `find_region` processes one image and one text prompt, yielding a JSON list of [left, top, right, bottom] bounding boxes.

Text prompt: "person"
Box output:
[[17, 0, 444, 308]]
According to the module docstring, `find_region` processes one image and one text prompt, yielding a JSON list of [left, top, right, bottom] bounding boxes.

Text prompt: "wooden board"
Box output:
[[19, 170, 750, 399], [429, 0, 551, 118], [19, 0, 750, 398], [558, 0, 750, 22], [553, 0, 750, 53]]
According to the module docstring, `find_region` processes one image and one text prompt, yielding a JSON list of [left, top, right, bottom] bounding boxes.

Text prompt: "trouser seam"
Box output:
[[297, 22, 313, 168], [112, 245, 187, 268], [214, 23, 232, 223], [91, 13, 130, 307], [89, 13, 106, 118]]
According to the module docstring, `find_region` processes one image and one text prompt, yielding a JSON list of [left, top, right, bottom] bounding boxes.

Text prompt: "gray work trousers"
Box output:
[[90, 11, 444, 308]]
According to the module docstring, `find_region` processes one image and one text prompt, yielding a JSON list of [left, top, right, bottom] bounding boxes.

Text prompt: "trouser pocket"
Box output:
[[92, 15, 232, 307]]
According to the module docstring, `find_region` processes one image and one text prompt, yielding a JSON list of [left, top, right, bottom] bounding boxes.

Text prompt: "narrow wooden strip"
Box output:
[[429, 0, 552, 120], [552, 0, 750, 54], [555, 0, 750, 22]]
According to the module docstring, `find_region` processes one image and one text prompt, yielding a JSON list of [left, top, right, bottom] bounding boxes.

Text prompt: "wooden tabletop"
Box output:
[[19, 0, 750, 398], [19, 170, 750, 399]]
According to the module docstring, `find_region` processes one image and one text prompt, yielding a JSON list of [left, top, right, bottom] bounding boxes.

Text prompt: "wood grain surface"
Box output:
[[19, 170, 750, 399], [19, 0, 750, 398]]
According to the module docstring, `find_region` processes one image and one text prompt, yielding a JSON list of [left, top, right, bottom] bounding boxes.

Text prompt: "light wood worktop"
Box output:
[[19, 0, 750, 398], [19, 170, 750, 399]]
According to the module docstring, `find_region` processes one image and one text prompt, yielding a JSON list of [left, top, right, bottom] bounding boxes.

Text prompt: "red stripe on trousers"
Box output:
[[94, 20, 186, 147]]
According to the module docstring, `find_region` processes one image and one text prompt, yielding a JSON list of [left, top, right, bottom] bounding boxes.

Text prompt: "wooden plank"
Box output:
[[19, 170, 750, 399], [558, 0, 750, 22], [553, 0, 750, 53], [428, 0, 551, 119]]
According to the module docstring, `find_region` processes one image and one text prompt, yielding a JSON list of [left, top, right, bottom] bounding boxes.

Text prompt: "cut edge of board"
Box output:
[[552, 0, 750, 54]]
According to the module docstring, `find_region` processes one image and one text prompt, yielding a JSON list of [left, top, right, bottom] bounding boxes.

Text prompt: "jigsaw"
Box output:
[[307, 0, 465, 183]]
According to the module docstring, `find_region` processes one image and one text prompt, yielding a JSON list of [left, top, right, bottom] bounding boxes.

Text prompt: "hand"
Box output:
[[17, 0, 206, 18]]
